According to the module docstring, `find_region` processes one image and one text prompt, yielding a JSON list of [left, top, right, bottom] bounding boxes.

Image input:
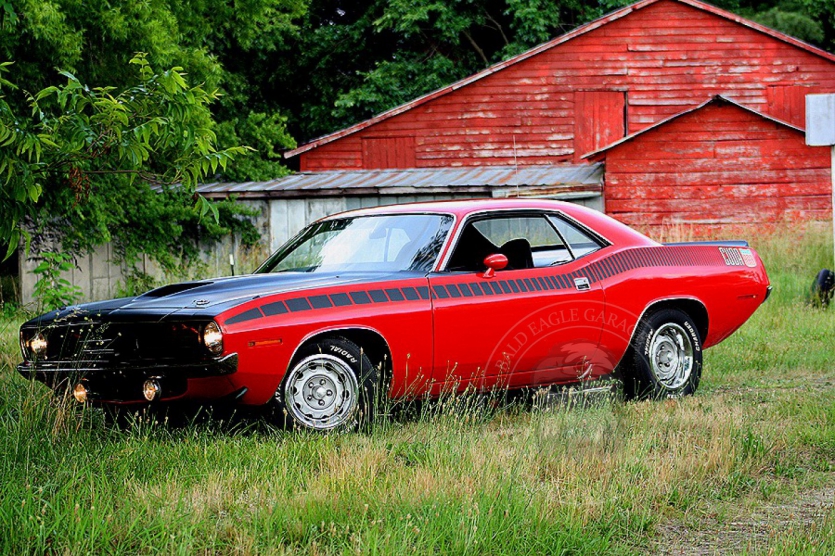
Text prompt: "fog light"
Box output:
[[73, 383, 88, 403], [142, 379, 161, 402], [29, 333, 48, 358], [203, 321, 223, 355]]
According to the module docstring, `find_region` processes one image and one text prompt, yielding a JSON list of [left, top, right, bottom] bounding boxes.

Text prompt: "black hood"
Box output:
[[23, 272, 425, 326]]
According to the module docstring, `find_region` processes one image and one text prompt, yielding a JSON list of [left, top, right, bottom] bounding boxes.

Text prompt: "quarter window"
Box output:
[[548, 215, 603, 259]]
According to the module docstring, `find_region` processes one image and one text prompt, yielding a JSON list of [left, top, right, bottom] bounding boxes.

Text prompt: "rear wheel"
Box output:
[[622, 308, 702, 400], [274, 337, 378, 431]]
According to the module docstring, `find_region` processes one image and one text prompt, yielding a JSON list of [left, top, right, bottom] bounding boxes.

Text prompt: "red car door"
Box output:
[[427, 212, 606, 394]]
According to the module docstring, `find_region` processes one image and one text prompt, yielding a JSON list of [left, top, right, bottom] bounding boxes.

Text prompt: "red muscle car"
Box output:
[[18, 199, 771, 430]]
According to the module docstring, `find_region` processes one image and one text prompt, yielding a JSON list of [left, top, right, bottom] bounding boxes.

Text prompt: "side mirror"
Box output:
[[482, 253, 508, 279]]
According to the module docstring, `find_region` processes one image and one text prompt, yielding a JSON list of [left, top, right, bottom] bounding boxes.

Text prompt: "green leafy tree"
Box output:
[[0, 55, 251, 269], [0, 0, 303, 181]]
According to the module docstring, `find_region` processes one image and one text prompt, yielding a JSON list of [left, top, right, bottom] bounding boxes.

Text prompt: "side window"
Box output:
[[447, 215, 571, 271], [548, 215, 603, 259]]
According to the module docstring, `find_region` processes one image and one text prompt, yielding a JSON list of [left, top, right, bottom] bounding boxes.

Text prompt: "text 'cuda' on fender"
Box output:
[[18, 199, 771, 430]]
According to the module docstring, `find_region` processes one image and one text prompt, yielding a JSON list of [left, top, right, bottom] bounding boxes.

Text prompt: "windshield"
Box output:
[[257, 214, 454, 274]]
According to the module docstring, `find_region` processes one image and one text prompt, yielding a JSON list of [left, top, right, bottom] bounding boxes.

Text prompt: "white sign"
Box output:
[[806, 94, 835, 146], [805, 93, 835, 269]]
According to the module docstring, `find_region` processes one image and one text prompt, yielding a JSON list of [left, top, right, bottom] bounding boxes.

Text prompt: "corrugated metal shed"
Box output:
[[196, 164, 604, 199]]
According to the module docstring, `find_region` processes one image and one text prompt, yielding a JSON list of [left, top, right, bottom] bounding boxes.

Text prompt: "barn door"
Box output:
[[362, 136, 416, 169], [766, 85, 812, 128], [574, 91, 626, 162]]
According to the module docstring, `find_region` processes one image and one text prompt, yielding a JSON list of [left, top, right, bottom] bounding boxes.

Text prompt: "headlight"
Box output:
[[27, 332, 48, 359], [203, 321, 223, 355]]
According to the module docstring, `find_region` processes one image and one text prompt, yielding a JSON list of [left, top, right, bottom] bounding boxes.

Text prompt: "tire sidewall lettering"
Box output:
[[683, 320, 701, 352], [328, 344, 358, 364], [642, 327, 655, 358]]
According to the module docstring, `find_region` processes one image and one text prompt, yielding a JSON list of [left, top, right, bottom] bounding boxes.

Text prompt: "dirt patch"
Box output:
[[656, 484, 834, 555]]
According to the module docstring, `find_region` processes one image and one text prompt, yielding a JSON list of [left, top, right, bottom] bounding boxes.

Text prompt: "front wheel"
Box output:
[[274, 337, 378, 431], [622, 308, 702, 400]]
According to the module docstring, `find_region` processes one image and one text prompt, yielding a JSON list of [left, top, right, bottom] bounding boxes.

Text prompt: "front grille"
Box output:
[[35, 320, 209, 367]]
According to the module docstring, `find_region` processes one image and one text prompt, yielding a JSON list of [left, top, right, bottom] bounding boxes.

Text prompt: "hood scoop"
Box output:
[[140, 281, 214, 298]]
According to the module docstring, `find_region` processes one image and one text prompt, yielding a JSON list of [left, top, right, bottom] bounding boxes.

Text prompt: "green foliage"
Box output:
[[0, 56, 257, 272], [31, 252, 81, 310], [215, 112, 295, 182], [115, 270, 159, 298], [752, 6, 825, 45], [0, 0, 304, 181], [333, 55, 466, 121]]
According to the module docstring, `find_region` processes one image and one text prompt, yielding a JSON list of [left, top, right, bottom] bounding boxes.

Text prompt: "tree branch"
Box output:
[[462, 30, 489, 65], [484, 11, 509, 46]]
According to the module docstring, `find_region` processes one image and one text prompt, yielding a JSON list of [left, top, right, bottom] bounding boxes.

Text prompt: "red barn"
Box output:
[[587, 96, 833, 229], [284, 0, 835, 231]]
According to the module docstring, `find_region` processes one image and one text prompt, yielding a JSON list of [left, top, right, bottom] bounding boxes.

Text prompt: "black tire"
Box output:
[[622, 308, 703, 400], [273, 337, 378, 431], [810, 269, 835, 308]]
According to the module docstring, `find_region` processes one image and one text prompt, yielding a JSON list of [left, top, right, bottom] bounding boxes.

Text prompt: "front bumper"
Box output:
[[17, 353, 238, 403]]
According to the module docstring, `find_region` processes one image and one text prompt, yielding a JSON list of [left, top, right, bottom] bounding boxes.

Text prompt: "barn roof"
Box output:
[[582, 95, 804, 160], [196, 164, 604, 200], [285, 0, 835, 160]]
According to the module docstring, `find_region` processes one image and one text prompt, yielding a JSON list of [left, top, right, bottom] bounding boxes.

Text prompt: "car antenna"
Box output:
[[513, 134, 520, 198]]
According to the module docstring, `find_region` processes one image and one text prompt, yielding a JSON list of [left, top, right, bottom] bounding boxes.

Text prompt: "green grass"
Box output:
[[1, 228, 834, 554]]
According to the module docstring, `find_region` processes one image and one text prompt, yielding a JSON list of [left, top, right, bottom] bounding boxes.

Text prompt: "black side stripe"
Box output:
[[226, 307, 264, 324], [224, 246, 729, 325]]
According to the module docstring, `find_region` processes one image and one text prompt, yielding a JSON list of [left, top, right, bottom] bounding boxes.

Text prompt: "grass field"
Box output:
[[1, 228, 834, 554]]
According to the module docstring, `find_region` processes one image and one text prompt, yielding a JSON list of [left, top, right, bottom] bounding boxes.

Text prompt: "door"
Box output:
[[766, 85, 812, 127], [574, 90, 626, 162], [428, 212, 606, 393], [362, 136, 416, 168]]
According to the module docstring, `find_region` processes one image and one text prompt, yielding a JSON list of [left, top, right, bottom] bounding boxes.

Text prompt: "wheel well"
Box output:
[[645, 299, 709, 342], [296, 328, 393, 384]]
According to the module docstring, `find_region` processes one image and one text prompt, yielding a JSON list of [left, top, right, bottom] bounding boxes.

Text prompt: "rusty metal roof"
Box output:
[[284, 0, 835, 159], [196, 164, 603, 199]]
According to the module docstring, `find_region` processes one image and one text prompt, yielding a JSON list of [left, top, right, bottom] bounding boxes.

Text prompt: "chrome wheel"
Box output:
[[284, 353, 359, 430], [648, 323, 694, 390]]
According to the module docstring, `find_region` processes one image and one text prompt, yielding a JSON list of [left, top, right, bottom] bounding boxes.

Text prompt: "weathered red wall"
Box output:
[[300, 0, 835, 172], [603, 102, 832, 228]]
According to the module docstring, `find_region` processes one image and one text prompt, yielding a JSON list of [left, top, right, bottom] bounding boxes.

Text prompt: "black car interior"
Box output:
[[447, 225, 535, 271]]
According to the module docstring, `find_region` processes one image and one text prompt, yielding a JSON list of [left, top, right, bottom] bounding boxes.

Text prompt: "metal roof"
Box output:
[[196, 164, 604, 199], [284, 0, 835, 159], [583, 95, 804, 160]]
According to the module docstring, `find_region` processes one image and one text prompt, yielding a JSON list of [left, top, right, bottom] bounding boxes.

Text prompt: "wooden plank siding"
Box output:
[[574, 91, 626, 162], [299, 0, 835, 172], [602, 102, 832, 228]]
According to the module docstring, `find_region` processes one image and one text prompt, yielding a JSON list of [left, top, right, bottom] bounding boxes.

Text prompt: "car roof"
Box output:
[[330, 198, 575, 218], [323, 198, 657, 248]]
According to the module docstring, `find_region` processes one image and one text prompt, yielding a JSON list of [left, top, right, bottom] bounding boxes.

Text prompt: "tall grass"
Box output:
[[1, 227, 834, 554]]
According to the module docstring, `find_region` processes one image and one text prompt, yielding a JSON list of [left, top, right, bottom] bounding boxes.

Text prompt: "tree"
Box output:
[[0, 55, 251, 269], [0, 0, 303, 182]]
